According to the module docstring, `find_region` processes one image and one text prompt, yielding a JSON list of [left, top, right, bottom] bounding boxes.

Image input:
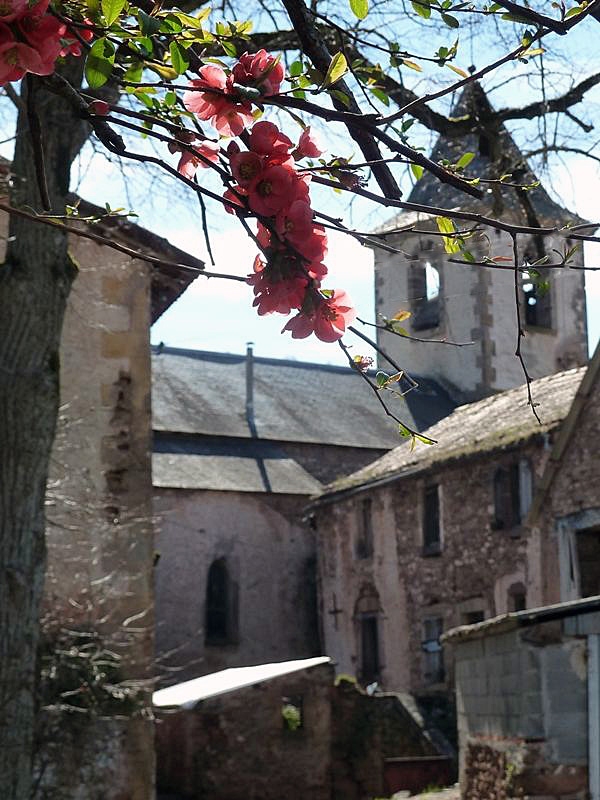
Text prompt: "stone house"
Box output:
[[152, 345, 455, 684], [447, 596, 600, 800], [310, 356, 595, 700], [154, 656, 453, 799], [6, 188, 203, 798]]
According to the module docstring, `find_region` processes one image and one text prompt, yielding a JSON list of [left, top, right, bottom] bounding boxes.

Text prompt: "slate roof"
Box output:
[[314, 365, 586, 502], [153, 436, 322, 495], [152, 346, 456, 448], [379, 83, 586, 233], [153, 657, 332, 708]]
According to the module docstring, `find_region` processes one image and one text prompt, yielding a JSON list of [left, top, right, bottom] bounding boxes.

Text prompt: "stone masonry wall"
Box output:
[[0, 208, 157, 800], [156, 663, 334, 800], [317, 439, 548, 696], [155, 489, 319, 683]]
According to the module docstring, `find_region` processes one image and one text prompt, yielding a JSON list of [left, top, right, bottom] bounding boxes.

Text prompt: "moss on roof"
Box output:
[[318, 365, 586, 499]]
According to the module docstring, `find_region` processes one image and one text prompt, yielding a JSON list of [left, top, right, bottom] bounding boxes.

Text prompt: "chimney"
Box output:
[[245, 342, 257, 436]]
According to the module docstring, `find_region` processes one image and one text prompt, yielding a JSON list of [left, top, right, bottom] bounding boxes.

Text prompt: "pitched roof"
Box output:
[[153, 436, 322, 495], [379, 83, 585, 232], [314, 365, 586, 502], [153, 657, 332, 708], [152, 346, 456, 449]]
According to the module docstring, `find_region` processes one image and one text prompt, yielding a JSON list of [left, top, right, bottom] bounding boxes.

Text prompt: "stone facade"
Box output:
[[155, 489, 319, 683], [313, 438, 550, 697], [375, 226, 588, 405], [155, 661, 451, 800], [0, 196, 199, 798]]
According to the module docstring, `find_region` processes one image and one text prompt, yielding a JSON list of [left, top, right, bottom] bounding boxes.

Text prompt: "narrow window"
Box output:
[[576, 527, 600, 598], [508, 583, 527, 612], [410, 262, 441, 331], [360, 615, 380, 685], [522, 271, 552, 329], [422, 617, 445, 684], [423, 485, 441, 555], [493, 460, 532, 530], [205, 558, 236, 645], [356, 498, 374, 559]]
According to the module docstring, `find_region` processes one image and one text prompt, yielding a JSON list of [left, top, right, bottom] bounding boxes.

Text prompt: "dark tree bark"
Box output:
[[0, 64, 88, 800]]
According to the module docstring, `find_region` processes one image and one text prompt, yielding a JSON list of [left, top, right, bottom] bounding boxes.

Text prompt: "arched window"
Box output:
[[355, 587, 382, 685], [410, 261, 441, 331], [205, 558, 237, 645], [522, 269, 552, 329]]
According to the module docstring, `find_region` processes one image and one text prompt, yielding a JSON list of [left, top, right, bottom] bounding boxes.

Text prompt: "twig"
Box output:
[[511, 234, 541, 424]]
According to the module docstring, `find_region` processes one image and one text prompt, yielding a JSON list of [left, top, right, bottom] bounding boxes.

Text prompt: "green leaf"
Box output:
[[102, 0, 125, 26], [410, 163, 424, 180], [221, 40, 237, 57], [376, 371, 389, 388], [349, 0, 369, 18], [329, 88, 351, 107], [169, 41, 190, 75], [441, 12, 460, 26], [411, 1, 431, 18], [436, 216, 461, 254], [85, 38, 116, 89], [456, 151, 475, 169], [446, 63, 469, 78], [138, 8, 161, 36], [289, 60, 303, 77], [323, 52, 348, 87], [370, 86, 390, 105]]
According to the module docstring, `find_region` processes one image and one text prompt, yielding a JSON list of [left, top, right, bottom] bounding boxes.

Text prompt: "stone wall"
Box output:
[[453, 618, 590, 800], [0, 210, 157, 799], [156, 662, 335, 800], [316, 439, 547, 695], [155, 489, 319, 683]]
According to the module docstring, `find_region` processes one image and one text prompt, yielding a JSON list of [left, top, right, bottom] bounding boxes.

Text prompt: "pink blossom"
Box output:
[[249, 121, 293, 157], [296, 127, 323, 159], [223, 186, 246, 215], [17, 12, 63, 73], [248, 163, 299, 217], [183, 65, 254, 137], [247, 255, 308, 315], [283, 290, 356, 342], [232, 49, 284, 96], [230, 151, 263, 186], [0, 0, 27, 23], [175, 140, 220, 179], [89, 99, 110, 116], [59, 19, 94, 58]]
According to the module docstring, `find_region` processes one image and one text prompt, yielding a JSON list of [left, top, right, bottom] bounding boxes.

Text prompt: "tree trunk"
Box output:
[[0, 67, 87, 800]]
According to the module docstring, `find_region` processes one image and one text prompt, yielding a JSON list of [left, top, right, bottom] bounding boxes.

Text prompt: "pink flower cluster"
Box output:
[[182, 50, 356, 343], [0, 0, 91, 85]]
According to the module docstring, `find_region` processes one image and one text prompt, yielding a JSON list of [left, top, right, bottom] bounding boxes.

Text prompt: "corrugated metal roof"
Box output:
[[153, 657, 332, 708], [152, 347, 456, 448], [316, 365, 585, 499]]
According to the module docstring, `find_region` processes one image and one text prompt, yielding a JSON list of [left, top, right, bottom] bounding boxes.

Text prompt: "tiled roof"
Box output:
[[316, 365, 585, 499], [152, 346, 456, 449]]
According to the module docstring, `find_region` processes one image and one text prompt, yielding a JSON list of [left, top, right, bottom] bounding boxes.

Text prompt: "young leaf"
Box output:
[[138, 8, 161, 36], [323, 52, 348, 87], [446, 63, 469, 78], [410, 163, 424, 180], [456, 151, 475, 169], [169, 41, 190, 75], [102, 0, 125, 26], [411, 0, 431, 18], [85, 38, 116, 89], [349, 0, 369, 18], [402, 58, 423, 72], [436, 216, 461, 254]]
